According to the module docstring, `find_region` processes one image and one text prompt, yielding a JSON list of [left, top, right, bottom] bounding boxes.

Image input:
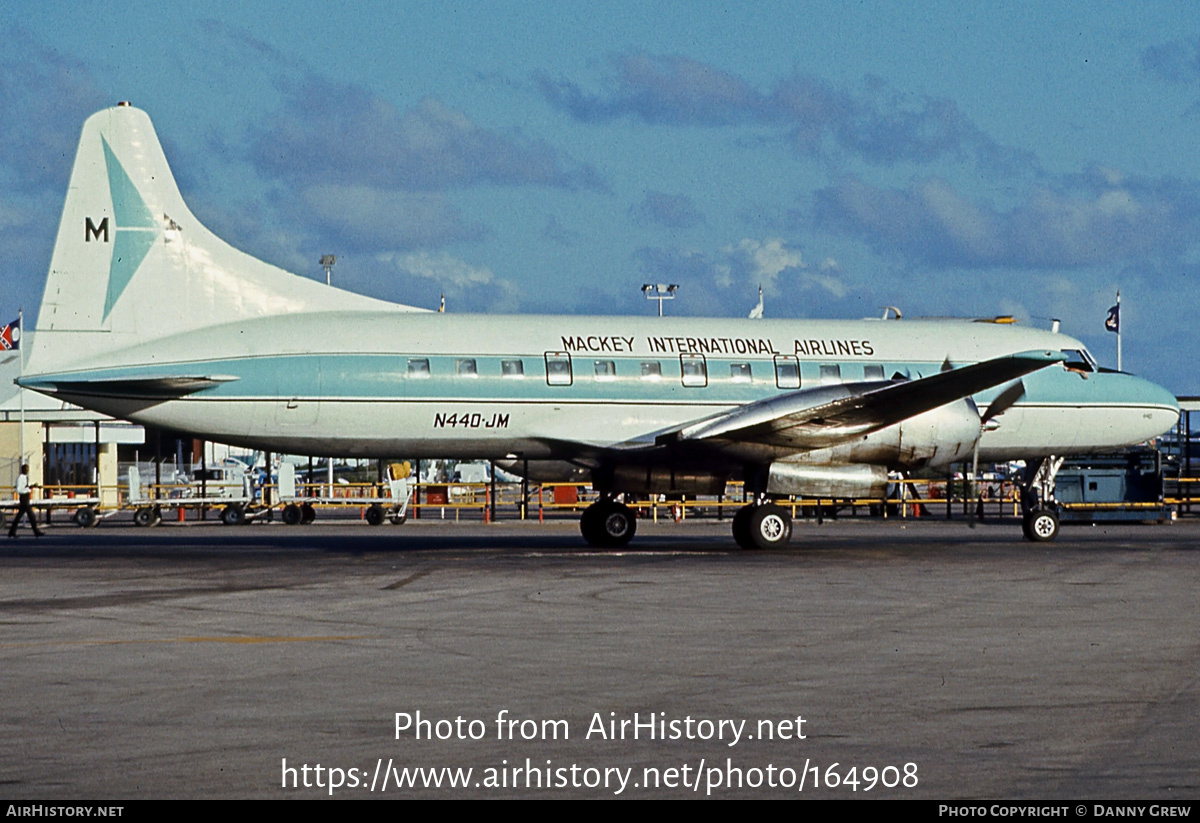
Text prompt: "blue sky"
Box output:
[[4, 1, 1200, 392]]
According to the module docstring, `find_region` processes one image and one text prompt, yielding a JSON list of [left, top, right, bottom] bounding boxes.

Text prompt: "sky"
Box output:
[[3, 1, 1200, 393]]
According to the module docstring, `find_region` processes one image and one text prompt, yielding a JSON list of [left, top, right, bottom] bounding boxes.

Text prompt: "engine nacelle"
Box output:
[[799, 398, 982, 470], [873, 397, 981, 469], [766, 461, 888, 498]]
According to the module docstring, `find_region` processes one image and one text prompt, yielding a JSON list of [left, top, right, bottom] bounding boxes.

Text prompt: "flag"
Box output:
[[439, 293, 445, 313], [0, 317, 18, 350], [1104, 303, 1119, 334]]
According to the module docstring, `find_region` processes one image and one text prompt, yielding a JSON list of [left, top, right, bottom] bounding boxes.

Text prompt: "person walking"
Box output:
[[8, 464, 44, 538]]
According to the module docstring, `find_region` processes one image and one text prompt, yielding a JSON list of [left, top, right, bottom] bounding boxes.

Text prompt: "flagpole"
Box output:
[[18, 307, 25, 464]]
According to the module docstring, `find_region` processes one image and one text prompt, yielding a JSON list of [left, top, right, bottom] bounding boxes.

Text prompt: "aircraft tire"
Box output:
[[221, 504, 246, 526], [1024, 507, 1059, 542], [74, 506, 98, 528], [580, 501, 637, 547], [732, 505, 757, 550], [365, 504, 386, 526], [282, 504, 302, 526], [300, 503, 316, 524], [748, 503, 792, 549]]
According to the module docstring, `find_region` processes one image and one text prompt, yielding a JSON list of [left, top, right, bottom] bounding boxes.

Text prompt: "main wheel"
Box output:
[[300, 503, 316, 524], [282, 504, 302, 525], [1024, 507, 1059, 542], [365, 504, 386, 526], [748, 503, 792, 549], [731, 505, 756, 550], [580, 501, 637, 547]]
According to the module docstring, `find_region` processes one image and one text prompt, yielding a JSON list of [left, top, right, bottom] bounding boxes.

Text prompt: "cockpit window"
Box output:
[[1061, 349, 1095, 372]]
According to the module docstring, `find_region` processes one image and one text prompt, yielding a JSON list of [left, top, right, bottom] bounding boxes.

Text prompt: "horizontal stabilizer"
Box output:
[[19, 373, 239, 400]]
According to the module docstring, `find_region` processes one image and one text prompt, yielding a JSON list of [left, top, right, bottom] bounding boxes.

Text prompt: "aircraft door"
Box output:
[[545, 352, 573, 386]]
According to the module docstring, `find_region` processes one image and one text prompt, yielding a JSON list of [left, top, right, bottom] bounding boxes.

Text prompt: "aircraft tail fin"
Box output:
[[27, 103, 411, 374]]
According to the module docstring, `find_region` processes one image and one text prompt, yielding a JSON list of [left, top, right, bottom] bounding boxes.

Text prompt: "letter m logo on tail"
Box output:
[[85, 217, 109, 243]]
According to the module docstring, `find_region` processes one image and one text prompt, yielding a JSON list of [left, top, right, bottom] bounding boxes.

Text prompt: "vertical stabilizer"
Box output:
[[28, 104, 410, 374]]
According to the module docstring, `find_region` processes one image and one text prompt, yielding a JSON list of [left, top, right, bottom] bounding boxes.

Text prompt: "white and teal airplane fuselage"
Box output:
[[19, 105, 1180, 548]]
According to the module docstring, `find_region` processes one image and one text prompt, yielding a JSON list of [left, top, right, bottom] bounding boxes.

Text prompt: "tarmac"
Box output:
[[0, 516, 1197, 799]]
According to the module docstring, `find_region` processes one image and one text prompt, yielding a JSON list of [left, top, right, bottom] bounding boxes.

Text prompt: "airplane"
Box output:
[[17, 104, 1181, 548]]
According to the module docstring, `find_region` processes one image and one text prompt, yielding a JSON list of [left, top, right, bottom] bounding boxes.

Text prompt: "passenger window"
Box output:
[[730, 363, 752, 383], [407, 358, 431, 378], [455, 358, 478, 377], [863, 364, 885, 380], [819, 364, 842, 382], [594, 360, 616, 381], [680, 354, 707, 387], [545, 352, 573, 386], [774, 355, 800, 389], [501, 359, 524, 378], [640, 361, 663, 381]]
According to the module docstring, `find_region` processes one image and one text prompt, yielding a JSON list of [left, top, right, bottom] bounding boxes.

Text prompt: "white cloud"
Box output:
[[379, 251, 496, 289], [725, 237, 805, 295]]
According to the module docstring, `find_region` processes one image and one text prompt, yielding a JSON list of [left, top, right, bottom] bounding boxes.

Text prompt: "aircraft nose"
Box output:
[[1119, 373, 1180, 441]]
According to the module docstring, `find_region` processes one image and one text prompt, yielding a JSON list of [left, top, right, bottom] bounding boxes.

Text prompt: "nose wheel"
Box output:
[[1022, 507, 1060, 542]]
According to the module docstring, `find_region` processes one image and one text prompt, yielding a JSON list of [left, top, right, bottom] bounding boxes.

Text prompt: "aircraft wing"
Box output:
[[657, 349, 1064, 452]]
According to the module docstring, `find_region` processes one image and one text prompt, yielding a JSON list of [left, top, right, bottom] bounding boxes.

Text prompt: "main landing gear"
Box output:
[[579, 498, 637, 548], [579, 497, 795, 550], [732, 502, 793, 550]]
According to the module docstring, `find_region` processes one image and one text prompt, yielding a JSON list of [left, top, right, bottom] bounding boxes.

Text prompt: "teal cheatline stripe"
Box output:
[[101, 138, 156, 228], [103, 230, 156, 319]]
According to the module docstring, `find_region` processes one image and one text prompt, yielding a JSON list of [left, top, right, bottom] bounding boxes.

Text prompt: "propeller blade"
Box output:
[[982, 380, 1026, 424]]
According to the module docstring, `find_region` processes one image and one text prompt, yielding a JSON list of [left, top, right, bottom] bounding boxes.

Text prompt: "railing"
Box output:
[[5, 476, 1193, 523]]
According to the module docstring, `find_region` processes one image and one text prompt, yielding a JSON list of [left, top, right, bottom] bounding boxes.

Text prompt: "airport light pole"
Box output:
[[320, 255, 337, 496], [642, 283, 679, 317]]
